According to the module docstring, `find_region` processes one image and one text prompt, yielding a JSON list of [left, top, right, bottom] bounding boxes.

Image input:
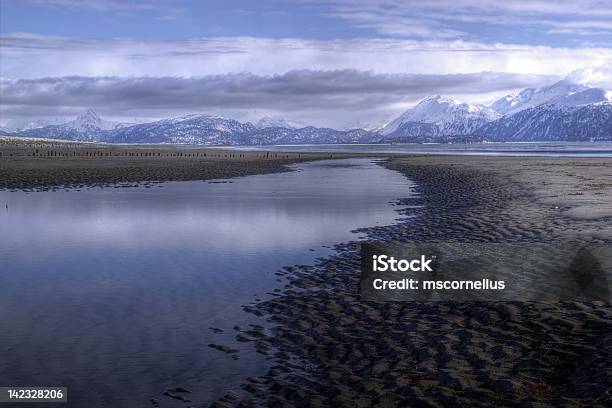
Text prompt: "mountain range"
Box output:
[[2, 76, 611, 144]]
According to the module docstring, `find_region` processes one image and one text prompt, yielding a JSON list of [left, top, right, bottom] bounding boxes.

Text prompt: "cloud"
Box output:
[[27, 0, 161, 12], [566, 64, 612, 89], [0, 71, 557, 127], [311, 0, 612, 39], [7, 0, 190, 22], [2, 33, 612, 81], [13, 0, 612, 40]]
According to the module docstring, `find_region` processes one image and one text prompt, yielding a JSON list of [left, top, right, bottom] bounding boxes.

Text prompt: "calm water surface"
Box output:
[[221, 141, 612, 157], [0, 158, 415, 407]]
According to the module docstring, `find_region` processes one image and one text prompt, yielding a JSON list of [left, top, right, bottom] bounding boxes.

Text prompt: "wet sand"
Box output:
[[0, 137, 355, 190], [1, 138, 611, 407], [216, 155, 611, 408]]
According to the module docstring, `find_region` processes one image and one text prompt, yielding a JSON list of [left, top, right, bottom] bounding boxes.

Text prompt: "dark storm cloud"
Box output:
[[0, 70, 553, 115]]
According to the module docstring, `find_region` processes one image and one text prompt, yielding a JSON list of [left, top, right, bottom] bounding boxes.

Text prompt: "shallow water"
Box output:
[[221, 141, 612, 157], [0, 158, 415, 407]]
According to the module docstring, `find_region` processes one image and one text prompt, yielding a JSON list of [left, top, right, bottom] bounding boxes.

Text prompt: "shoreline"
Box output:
[[0, 139, 367, 190], [217, 155, 611, 407], [1, 139, 610, 406]]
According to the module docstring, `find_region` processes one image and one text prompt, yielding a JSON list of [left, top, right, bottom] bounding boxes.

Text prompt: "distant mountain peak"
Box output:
[[254, 116, 295, 129], [491, 77, 608, 115], [563, 68, 604, 87], [74, 109, 103, 127], [421, 94, 442, 102], [66, 109, 130, 133], [538, 75, 590, 96], [0, 118, 62, 132], [418, 95, 465, 107], [78, 108, 100, 119], [381, 95, 499, 137], [173, 113, 219, 121], [7, 70, 611, 145], [340, 117, 388, 132], [490, 88, 536, 114]]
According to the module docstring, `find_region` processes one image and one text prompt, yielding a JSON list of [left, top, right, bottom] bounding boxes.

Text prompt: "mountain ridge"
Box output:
[[380, 95, 500, 141], [4, 76, 611, 144]]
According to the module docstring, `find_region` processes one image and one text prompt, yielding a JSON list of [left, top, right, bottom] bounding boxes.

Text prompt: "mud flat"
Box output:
[[2, 137, 610, 407], [0, 137, 358, 190], [218, 155, 612, 408]]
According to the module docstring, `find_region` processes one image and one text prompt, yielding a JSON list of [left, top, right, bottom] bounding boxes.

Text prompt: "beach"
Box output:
[[217, 155, 612, 407], [0, 137, 355, 190], [3, 1, 612, 407], [1, 138, 611, 407]]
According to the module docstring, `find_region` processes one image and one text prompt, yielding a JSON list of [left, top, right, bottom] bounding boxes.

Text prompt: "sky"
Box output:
[[1, 0, 611, 128]]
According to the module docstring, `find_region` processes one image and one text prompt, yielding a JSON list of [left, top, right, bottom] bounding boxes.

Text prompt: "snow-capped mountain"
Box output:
[[106, 114, 256, 144], [378, 76, 611, 143], [381, 95, 500, 139], [476, 100, 612, 141], [243, 126, 378, 145], [107, 118, 379, 145], [5, 74, 611, 144], [0, 118, 65, 132], [254, 116, 295, 129], [240, 110, 303, 129], [341, 118, 388, 132], [477, 77, 612, 141], [10, 111, 379, 145], [18, 109, 132, 141], [490, 77, 609, 115], [68, 109, 130, 132], [490, 88, 536, 114]]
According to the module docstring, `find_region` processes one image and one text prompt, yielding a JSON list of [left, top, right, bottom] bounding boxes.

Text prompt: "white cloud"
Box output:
[[1, 29, 610, 127], [27, 0, 160, 12], [312, 0, 612, 38], [566, 64, 612, 89], [2, 33, 611, 80]]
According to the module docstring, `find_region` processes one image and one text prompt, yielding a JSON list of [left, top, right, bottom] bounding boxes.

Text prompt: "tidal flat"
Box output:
[[222, 155, 611, 407], [0, 140, 414, 407], [1, 137, 611, 407], [0, 137, 364, 190]]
